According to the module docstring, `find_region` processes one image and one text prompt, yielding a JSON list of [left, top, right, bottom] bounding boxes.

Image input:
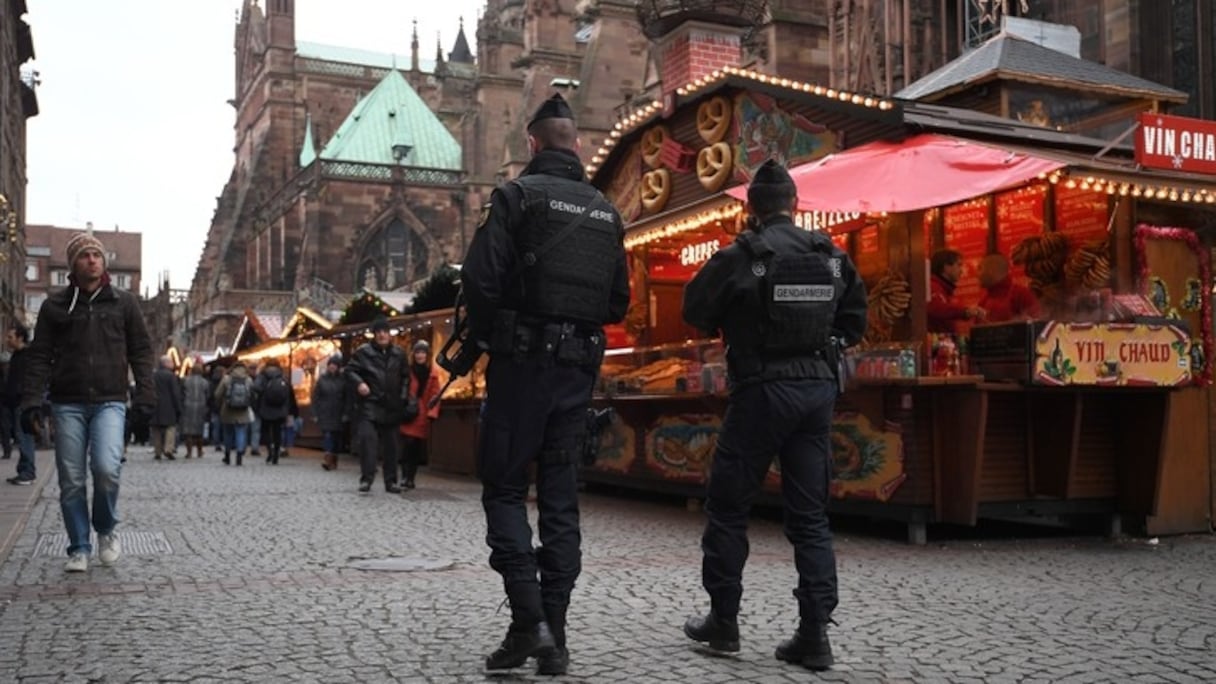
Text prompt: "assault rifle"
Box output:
[[432, 289, 484, 408]]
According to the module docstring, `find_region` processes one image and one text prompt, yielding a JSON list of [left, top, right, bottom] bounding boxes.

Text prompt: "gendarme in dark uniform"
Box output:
[[680, 160, 867, 672], [460, 93, 630, 676]]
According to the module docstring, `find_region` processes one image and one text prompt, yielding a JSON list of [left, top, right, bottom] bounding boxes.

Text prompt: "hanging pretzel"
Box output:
[[640, 169, 672, 212], [641, 125, 669, 169], [696, 96, 732, 144], [696, 142, 733, 192]]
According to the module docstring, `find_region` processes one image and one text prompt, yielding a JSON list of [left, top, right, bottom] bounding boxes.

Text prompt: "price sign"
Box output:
[[996, 185, 1046, 288], [1055, 185, 1110, 247], [943, 198, 990, 308]]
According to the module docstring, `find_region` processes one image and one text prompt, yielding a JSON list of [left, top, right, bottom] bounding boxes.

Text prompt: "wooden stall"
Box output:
[[572, 68, 1216, 542]]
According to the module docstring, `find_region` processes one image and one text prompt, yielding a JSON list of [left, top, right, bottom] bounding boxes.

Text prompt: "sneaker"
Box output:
[[64, 552, 89, 572], [7, 475, 35, 485], [358, 480, 372, 493], [98, 533, 121, 566]]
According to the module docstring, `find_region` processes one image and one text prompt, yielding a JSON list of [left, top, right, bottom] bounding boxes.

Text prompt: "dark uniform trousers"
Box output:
[[478, 353, 595, 624], [702, 377, 839, 624], [356, 419, 400, 486]]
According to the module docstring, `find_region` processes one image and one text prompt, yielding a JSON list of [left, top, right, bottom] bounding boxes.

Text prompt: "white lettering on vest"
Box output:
[[774, 284, 834, 302]]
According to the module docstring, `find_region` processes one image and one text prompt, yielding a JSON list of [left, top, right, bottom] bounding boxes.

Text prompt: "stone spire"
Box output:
[[410, 18, 420, 72]]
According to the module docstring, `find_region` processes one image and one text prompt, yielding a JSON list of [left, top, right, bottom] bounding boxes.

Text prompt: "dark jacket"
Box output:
[[683, 217, 867, 384], [150, 366, 183, 427], [253, 365, 297, 421], [22, 282, 155, 409], [345, 341, 408, 425], [2, 347, 28, 409], [311, 370, 349, 432], [461, 147, 630, 343]]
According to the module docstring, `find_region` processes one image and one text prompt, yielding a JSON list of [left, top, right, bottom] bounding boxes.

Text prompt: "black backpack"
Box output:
[[262, 376, 291, 409], [226, 377, 252, 410]]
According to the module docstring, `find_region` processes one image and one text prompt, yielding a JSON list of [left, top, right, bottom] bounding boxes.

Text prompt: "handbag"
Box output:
[[401, 395, 420, 423]]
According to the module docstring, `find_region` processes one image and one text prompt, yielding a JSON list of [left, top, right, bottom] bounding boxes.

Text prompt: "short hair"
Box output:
[[529, 117, 578, 151], [9, 322, 29, 343], [930, 249, 962, 277]]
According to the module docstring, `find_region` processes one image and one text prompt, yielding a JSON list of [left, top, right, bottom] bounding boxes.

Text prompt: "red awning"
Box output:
[[727, 133, 1065, 213]]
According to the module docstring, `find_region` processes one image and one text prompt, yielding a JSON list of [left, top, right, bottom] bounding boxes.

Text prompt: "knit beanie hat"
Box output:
[[65, 232, 107, 270], [747, 159, 797, 209], [411, 339, 430, 353]]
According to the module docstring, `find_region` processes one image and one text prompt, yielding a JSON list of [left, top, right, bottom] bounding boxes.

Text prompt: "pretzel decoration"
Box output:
[[696, 96, 732, 144], [641, 125, 670, 169], [696, 142, 733, 192], [640, 169, 672, 213]]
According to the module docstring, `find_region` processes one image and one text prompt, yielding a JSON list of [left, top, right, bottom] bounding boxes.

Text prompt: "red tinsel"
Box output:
[[1134, 223, 1213, 385]]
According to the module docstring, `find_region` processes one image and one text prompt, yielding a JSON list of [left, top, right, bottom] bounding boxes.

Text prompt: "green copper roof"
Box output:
[[318, 69, 462, 170], [297, 41, 436, 72], [299, 112, 317, 168]]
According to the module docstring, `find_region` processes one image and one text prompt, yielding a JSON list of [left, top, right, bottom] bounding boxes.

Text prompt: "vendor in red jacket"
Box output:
[[928, 249, 986, 333], [978, 253, 1040, 323]]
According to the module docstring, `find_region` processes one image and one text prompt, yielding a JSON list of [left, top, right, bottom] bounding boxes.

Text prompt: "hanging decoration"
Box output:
[[1134, 224, 1213, 385]]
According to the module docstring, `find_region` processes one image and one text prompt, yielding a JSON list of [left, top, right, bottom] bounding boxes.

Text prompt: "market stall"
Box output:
[[575, 68, 1215, 541]]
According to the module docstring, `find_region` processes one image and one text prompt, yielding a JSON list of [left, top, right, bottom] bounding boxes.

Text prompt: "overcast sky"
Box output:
[[23, 0, 485, 295]]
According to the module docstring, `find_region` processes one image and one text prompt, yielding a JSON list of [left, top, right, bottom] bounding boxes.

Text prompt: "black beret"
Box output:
[[527, 93, 575, 131], [370, 316, 391, 333], [747, 159, 797, 207]]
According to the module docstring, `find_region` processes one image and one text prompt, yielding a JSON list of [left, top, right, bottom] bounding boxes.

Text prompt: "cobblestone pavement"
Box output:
[[0, 445, 1214, 683]]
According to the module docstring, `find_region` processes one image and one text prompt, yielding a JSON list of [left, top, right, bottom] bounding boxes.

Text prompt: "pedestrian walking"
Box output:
[[311, 354, 348, 471], [459, 92, 630, 675], [398, 339, 443, 490], [179, 362, 210, 458], [679, 160, 868, 671], [150, 355, 182, 460], [20, 231, 156, 572], [214, 361, 254, 466], [345, 316, 408, 493], [3, 323, 36, 485], [253, 358, 296, 464], [208, 364, 225, 451]]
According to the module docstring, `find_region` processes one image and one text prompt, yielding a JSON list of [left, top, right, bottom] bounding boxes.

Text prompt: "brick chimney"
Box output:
[[656, 21, 743, 95]]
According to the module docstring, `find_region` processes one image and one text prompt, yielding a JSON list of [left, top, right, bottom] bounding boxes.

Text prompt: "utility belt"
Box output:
[[729, 349, 832, 385], [489, 309, 606, 367]]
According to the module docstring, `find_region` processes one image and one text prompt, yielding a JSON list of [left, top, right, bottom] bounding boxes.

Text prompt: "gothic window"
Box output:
[[355, 219, 430, 291]]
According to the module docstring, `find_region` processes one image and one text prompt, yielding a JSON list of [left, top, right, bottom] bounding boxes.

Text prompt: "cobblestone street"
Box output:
[[0, 446, 1214, 683]]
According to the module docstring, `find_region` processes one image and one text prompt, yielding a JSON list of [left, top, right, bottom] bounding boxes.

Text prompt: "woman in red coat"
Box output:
[[398, 340, 444, 489], [978, 253, 1040, 323]]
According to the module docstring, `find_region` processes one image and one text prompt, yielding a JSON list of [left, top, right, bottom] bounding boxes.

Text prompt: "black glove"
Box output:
[[19, 406, 42, 436]]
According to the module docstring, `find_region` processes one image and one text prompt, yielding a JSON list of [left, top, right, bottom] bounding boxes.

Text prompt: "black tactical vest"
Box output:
[[510, 174, 621, 324], [724, 230, 839, 359]]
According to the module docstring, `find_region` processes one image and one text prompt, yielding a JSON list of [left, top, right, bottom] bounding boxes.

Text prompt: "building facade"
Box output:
[[0, 0, 38, 334], [23, 223, 142, 329], [181, 0, 1216, 353]]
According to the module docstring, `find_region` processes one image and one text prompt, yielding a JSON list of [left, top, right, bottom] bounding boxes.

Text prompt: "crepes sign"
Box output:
[[1136, 113, 1216, 175]]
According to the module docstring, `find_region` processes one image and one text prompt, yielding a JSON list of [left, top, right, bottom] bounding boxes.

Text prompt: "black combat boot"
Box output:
[[536, 604, 569, 676], [485, 621, 555, 671], [683, 612, 740, 652], [775, 623, 833, 671]]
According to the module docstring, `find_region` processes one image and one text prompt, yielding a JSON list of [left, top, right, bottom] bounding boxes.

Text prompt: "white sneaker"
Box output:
[[64, 552, 89, 572], [98, 533, 121, 566]]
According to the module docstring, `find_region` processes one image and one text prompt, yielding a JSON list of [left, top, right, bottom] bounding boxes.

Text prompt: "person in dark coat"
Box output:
[[3, 323, 36, 485], [345, 317, 408, 493], [150, 355, 183, 460], [460, 93, 630, 676], [253, 358, 296, 465], [681, 160, 868, 672], [311, 354, 348, 471], [179, 363, 210, 458]]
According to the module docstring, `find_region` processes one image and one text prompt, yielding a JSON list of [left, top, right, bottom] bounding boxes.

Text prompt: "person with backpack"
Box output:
[[253, 358, 296, 465], [214, 360, 254, 466], [680, 160, 867, 672]]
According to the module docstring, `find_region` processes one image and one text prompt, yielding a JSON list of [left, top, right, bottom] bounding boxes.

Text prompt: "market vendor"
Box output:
[[928, 249, 986, 332], [977, 253, 1040, 323]]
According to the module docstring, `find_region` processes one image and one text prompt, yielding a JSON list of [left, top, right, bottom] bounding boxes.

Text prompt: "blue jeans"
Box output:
[[3, 405, 36, 479], [224, 423, 249, 454], [250, 416, 261, 451], [322, 429, 339, 454], [53, 402, 126, 556]]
